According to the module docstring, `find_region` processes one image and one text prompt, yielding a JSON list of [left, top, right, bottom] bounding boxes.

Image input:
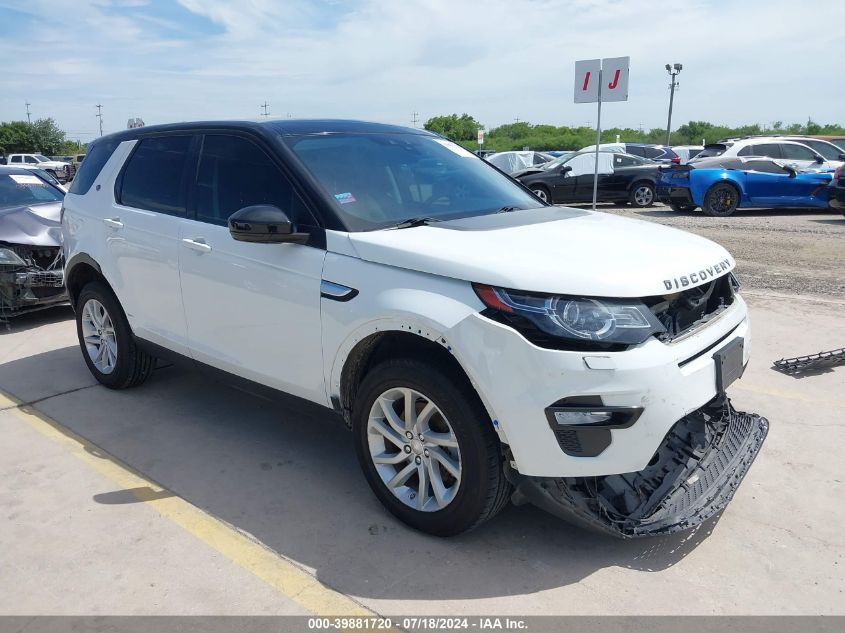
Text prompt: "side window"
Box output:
[[24, 156, 38, 164], [194, 134, 307, 227], [737, 146, 753, 156], [10, 156, 22, 163], [626, 146, 645, 157], [68, 139, 119, 195], [614, 154, 637, 167], [751, 144, 782, 158], [642, 147, 664, 160], [119, 136, 191, 215], [781, 143, 815, 161]]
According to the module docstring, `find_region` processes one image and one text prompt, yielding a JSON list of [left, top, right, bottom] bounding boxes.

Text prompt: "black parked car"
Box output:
[[514, 151, 660, 207]]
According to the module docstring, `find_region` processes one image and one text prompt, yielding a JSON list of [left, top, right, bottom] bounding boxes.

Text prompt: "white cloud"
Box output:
[[1, 0, 842, 141]]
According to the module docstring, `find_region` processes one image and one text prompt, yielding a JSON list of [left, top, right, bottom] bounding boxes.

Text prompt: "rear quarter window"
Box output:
[[68, 140, 119, 195]]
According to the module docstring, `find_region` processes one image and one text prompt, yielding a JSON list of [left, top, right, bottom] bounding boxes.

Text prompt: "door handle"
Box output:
[[103, 217, 123, 229], [181, 238, 212, 253]]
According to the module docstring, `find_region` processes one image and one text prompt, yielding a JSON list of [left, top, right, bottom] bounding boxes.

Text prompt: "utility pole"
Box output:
[[514, 117, 521, 124], [664, 63, 682, 145], [260, 101, 270, 117], [411, 111, 419, 128], [95, 104, 104, 136], [25, 101, 32, 124]]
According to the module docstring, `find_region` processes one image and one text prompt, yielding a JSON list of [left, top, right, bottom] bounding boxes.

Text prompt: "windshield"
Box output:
[[33, 155, 51, 162], [540, 152, 576, 170], [0, 172, 64, 208], [285, 133, 541, 231]]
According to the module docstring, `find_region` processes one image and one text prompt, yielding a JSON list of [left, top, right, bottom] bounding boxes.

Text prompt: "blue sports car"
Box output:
[[657, 157, 834, 216]]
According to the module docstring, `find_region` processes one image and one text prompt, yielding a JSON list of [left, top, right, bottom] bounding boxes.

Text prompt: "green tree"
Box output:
[[30, 118, 66, 154], [0, 120, 35, 154], [424, 113, 483, 141]]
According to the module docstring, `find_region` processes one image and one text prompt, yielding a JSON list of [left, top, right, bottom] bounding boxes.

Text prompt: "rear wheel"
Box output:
[[703, 183, 739, 216], [76, 281, 155, 389], [531, 185, 551, 204], [629, 182, 655, 208], [353, 358, 510, 536]]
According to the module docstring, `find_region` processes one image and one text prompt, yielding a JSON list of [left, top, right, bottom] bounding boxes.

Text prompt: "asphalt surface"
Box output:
[[588, 203, 845, 297], [1, 208, 843, 617]]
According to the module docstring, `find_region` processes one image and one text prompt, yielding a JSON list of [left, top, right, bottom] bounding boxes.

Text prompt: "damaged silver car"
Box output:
[[0, 166, 67, 320]]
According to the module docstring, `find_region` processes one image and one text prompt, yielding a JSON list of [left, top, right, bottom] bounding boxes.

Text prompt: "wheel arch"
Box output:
[[65, 253, 111, 309], [333, 325, 503, 442]]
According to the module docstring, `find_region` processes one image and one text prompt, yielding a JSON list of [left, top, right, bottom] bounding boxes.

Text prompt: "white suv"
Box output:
[[691, 138, 841, 171], [62, 120, 768, 538]]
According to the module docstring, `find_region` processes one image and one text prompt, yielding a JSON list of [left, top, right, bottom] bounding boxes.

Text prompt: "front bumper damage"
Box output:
[[0, 245, 68, 319], [507, 397, 768, 538]]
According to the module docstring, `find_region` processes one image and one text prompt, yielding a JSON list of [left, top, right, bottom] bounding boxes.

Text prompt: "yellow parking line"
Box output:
[[1, 388, 373, 617]]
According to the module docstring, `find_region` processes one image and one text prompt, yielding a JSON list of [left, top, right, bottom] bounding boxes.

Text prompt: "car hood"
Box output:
[[511, 167, 546, 178], [346, 207, 734, 297], [0, 202, 63, 247]]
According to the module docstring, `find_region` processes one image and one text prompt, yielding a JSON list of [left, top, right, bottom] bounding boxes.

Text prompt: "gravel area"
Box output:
[[574, 203, 845, 298]]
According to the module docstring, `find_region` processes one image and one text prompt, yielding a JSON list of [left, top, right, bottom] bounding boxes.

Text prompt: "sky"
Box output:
[[2, 0, 843, 143]]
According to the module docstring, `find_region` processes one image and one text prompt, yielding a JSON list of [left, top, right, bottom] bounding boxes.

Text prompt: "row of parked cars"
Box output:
[[483, 137, 845, 216], [0, 152, 85, 184]]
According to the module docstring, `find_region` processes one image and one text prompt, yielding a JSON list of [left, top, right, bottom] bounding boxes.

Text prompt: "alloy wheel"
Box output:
[[81, 298, 118, 374], [367, 387, 462, 512], [634, 185, 654, 206]]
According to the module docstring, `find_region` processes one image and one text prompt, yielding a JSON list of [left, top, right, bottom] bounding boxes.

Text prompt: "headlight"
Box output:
[[473, 284, 666, 348], [0, 247, 27, 266]]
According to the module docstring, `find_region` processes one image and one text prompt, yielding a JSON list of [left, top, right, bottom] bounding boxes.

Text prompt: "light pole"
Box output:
[[664, 63, 682, 145]]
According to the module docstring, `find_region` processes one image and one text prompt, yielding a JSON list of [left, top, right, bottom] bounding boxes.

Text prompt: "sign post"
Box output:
[[574, 56, 629, 211], [477, 129, 484, 148]]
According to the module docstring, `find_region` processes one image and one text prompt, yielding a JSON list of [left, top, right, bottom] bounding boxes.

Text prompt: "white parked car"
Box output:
[[485, 150, 554, 173], [62, 120, 768, 538], [671, 145, 704, 164], [5, 153, 73, 182], [690, 138, 841, 172]]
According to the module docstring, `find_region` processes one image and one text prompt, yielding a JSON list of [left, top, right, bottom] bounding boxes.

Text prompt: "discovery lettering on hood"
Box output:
[[664, 258, 732, 291]]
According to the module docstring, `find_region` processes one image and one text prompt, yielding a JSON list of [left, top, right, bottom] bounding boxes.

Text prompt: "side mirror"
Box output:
[[228, 205, 309, 244], [815, 155, 824, 164], [560, 165, 573, 175], [838, 153, 845, 162], [784, 166, 798, 178]]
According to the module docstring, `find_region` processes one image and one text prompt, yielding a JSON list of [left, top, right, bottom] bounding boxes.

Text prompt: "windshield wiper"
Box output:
[[391, 216, 443, 229]]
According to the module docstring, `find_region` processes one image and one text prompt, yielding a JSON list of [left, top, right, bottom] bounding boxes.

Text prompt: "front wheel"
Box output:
[[531, 185, 551, 204], [352, 358, 511, 536], [629, 182, 655, 208], [703, 183, 739, 216], [76, 281, 156, 389]]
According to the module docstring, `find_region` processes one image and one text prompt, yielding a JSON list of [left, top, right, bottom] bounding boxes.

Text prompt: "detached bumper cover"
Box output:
[[508, 397, 768, 538]]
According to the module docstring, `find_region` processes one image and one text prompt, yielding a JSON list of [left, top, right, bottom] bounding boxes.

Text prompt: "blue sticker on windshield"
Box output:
[[334, 192, 357, 204]]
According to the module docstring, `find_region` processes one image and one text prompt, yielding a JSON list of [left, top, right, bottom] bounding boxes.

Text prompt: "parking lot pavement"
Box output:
[[1, 292, 843, 616]]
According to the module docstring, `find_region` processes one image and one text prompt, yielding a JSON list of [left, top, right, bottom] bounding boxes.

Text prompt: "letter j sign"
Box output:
[[574, 57, 630, 103]]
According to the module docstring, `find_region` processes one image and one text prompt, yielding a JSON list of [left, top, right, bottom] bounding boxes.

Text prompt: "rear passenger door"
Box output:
[[110, 134, 194, 354], [178, 133, 328, 404]]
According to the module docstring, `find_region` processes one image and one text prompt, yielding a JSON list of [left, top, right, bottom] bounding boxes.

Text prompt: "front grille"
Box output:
[[5, 244, 62, 270], [644, 273, 735, 342], [25, 270, 64, 287]]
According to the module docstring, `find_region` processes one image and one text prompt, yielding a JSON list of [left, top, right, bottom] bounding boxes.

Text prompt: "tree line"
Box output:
[[0, 119, 87, 156], [423, 114, 845, 152]]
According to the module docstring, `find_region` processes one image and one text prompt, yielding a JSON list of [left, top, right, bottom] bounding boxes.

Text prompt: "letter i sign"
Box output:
[[574, 57, 630, 103]]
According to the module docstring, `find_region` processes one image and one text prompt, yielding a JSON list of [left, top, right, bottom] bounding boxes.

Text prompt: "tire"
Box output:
[[352, 358, 511, 536], [629, 182, 655, 208], [75, 281, 155, 389], [703, 183, 739, 217], [670, 202, 697, 212], [530, 185, 551, 204]]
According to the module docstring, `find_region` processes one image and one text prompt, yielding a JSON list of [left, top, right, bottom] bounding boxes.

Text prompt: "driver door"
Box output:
[[178, 133, 328, 404]]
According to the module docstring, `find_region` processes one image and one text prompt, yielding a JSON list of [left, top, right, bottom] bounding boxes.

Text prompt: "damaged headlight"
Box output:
[[0, 248, 27, 267], [473, 284, 666, 347]]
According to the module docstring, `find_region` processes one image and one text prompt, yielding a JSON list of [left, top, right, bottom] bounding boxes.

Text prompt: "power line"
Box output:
[[25, 101, 32, 124], [260, 101, 270, 117], [411, 111, 419, 128], [95, 104, 104, 137]]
